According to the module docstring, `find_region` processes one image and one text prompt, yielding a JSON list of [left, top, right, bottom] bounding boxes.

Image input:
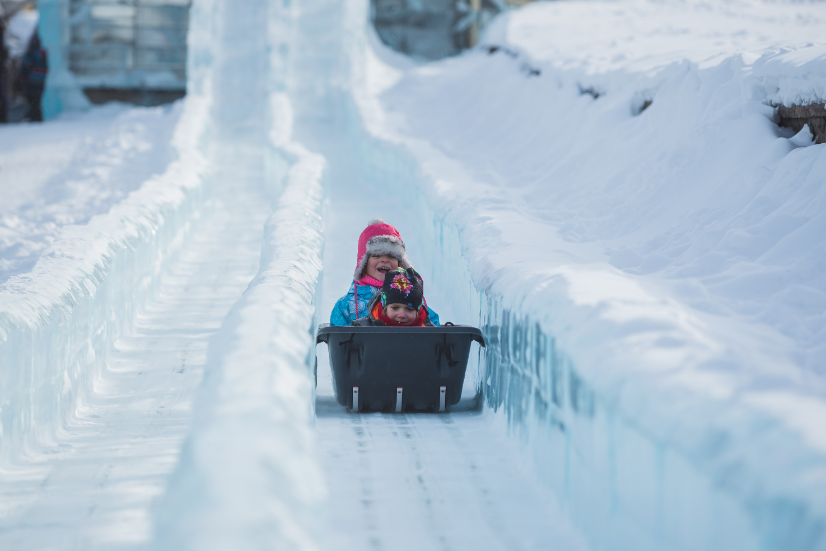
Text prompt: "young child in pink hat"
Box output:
[[330, 218, 440, 326]]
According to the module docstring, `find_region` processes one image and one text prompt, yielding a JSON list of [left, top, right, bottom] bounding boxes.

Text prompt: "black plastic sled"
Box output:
[[316, 324, 485, 412]]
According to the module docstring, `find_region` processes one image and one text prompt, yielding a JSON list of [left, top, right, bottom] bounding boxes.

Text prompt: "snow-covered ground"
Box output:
[[0, 0, 824, 550], [0, 104, 181, 281]]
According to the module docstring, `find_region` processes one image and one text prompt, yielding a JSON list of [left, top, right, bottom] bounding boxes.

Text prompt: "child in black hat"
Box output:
[[351, 268, 435, 327]]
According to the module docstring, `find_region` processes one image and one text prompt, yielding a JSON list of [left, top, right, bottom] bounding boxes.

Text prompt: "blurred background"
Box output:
[[1, 0, 190, 122], [371, 0, 531, 59], [63, 0, 189, 104], [0, 0, 530, 123]]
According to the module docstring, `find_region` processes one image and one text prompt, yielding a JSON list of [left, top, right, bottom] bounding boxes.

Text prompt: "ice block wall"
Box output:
[[38, 0, 65, 119]]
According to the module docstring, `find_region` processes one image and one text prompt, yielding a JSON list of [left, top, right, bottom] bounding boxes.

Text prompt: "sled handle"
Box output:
[[444, 322, 485, 347]]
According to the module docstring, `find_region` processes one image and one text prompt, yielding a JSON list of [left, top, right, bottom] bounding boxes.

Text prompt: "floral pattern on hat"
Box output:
[[390, 273, 412, 295]]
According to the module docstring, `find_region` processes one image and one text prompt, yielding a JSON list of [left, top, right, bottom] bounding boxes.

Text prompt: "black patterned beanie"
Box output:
[[380, 268, 424, 311]]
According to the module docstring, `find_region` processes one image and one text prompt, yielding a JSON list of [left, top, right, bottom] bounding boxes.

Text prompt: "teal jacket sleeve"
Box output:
[[330, 296, 353, 326]]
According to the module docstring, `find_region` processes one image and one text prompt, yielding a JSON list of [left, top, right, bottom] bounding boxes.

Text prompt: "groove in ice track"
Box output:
[[315, 394, 591, 551], [313, 191, 591, 550], [290, 0, 592, 544]]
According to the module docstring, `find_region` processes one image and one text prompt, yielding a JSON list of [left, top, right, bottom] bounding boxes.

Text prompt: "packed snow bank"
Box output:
[[154, 95, 326, 551], [333, 1, 826, 549], [0, 103, 183, 282], [487, 0, 826, 106]]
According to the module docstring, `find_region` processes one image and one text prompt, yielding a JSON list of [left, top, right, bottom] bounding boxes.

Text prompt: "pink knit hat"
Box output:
[[354, 218, 412, 280]]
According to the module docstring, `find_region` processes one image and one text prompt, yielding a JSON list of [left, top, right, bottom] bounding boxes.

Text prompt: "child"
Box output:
[[352, 268, 435, 326], [330, 218, 440, 326]]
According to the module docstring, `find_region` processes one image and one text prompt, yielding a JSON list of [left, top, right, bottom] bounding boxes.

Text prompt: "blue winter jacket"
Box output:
[[330, 282, 440, 326]]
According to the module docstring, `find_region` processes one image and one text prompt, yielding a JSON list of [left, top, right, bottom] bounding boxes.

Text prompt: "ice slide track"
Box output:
[[0, 167, 272, 548], [286, 0, 591, 544], [310, 143, 591, 549], [315, 392, 591, 551], [0, 146, 589, 550], [0, 2, 590, 549], [303, 58, 588, 551], [0, 1, 276, 547]]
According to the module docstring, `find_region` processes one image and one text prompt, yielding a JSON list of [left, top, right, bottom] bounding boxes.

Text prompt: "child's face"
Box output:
[[384, 303, 418, 325], [366, 255, 399, 281]]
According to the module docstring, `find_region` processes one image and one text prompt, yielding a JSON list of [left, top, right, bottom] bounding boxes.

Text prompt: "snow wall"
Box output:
[[314, 1, 826, 550]]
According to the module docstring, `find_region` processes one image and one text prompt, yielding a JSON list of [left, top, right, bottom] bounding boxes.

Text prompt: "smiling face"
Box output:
[[365, 254, 399, 281], [384, 303, 418, 325]]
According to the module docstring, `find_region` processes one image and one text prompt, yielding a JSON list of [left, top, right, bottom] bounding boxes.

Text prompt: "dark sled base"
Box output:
[[316, 324, 485, 413]]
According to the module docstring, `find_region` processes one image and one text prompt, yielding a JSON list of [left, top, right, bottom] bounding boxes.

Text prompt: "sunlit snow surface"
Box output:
[[0, 104, 181, 282], [1, 0, 826, 550]]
